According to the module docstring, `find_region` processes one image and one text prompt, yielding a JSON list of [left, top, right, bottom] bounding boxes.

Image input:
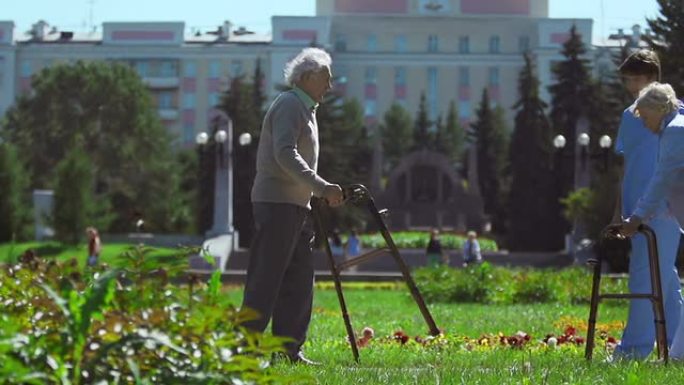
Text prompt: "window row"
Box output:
[[346, 66, 500, 86], [335, 34, 531, 53]]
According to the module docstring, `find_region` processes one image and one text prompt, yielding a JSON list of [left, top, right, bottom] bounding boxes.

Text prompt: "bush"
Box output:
[[0, 246, 298, 384], [414, 265, 629, 305], [358, 231, 498, 251]]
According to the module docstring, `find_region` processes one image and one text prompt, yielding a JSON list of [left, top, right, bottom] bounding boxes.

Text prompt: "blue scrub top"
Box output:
[[615, 103, 668, 217]]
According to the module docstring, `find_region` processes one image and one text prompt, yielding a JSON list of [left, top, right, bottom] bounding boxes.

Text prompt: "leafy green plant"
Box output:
[[0, 246, 300, 384]]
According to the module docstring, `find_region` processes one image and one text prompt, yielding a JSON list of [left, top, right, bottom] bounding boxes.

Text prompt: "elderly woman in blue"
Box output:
[[620, 82, 684, 360], [614, 79, 683, 359]]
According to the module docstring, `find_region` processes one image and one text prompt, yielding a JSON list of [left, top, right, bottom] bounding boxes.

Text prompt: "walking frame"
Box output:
[[585, 223, 668, 363], [311, 184, 441, 362]]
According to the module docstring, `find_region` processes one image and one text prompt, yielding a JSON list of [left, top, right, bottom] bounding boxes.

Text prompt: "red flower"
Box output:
[[564, 326, 577, 336], [393, 330, 409, 345]]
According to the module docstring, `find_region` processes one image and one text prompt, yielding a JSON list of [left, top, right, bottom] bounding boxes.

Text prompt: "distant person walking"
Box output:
[[462, 231, 482, 267], [330, 229, 345, 259], [345, 229, 362, 271], [426, 229, 448, 266], [86, 226, 102, 267]]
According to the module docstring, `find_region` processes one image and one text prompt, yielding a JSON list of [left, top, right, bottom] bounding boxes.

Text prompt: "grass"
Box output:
[[224, 288, 684, 384], [0, 241, 181, 267]]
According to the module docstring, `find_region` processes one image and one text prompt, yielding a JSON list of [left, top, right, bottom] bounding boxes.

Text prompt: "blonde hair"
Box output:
[[283, 47, 332, 86], [636, 82, 680, 115]]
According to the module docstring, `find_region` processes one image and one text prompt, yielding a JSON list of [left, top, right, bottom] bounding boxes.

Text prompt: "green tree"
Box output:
[[2, 61, 183, 233], [471, 89, 509, 235], [0, 142, 32, 242], [380, 102, 413, 170], [317, 95, 372, 230], [508, 54, 558, 251], [646, 0, 684, 95], [413, 92, 432, 149], [436, 100, 465, 165], [218, 74, 261, 245], [52, 142, 95, 244], [252, 58, 267, 126], [548, 25, 596, 242]]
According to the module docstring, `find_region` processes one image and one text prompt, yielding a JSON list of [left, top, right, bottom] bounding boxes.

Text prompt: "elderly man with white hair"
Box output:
[[619, 82, 684, 359], [240, 47, 344, 365]]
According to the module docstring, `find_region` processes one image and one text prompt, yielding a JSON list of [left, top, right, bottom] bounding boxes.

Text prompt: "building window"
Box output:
[[394, 67, 406, 85], [488, 67, 500, 85], [489, 36, 500, 53], [183, 124, 195, 144], [134, 61, 149, 77], [183, 93, 196, 109], [208, 92, 220, 107], [230, 60, 243, 77], [20, 61, 31, 77], [160, 60, 178, 77], [395, 35, 407, 53], [518, 36, 530, 52], [459, 101, 471, 119], [365, 67, 377, 84], [459, 67, 469, 86], [209, 61, 221, 78], [428, 34, 439, 53], [427, 67, 438, 121], [458, 36, 469, 54], [158, 91, 174, 109], [364, 99, 377, 117], [367, 34, 377, 52], [184, 62, 197, 77], [335, 34, 347, 52]]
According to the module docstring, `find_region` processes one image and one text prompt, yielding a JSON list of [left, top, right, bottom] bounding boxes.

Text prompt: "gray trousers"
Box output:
[[240, 202, 315, 355]]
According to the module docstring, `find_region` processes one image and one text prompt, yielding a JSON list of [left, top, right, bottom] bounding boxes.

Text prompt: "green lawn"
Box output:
[[224, 288, 684, 384], [0, 241, 182, 267]]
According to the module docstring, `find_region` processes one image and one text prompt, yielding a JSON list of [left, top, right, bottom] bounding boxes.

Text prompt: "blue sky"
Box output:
[[5, 0, 660, 41]]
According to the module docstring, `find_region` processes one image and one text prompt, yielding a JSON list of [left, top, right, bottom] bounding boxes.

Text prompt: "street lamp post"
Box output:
[[195, 112, 253, 239], [553, 116, 613, 262]]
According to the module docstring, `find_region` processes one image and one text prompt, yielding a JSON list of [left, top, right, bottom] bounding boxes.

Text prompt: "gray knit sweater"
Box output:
[[250, 90, 331, 209]]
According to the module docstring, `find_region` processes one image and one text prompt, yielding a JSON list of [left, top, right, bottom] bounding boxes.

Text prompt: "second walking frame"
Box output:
[[585, 224, 668, 362], [312, 184, 441, 362]]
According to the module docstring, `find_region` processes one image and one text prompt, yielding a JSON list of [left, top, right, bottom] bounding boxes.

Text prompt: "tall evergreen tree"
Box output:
[[380, 102, 413, 171], [52, 140, 95, 245], [508, 54, 558, 251], [471, 89, 509, 235], [438, 100, 465, 165], [0, 142, 32, 242], [317, 95, 372, 230], [413, 92, 432, 149], [252, 58, 266, 125], [646, 0, 684, 96], [547, 25, 596, 241], [218, 75, 261, 246]]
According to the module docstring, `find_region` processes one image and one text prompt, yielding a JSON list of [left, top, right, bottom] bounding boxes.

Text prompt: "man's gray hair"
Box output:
[[284, 48, 332, 86], [636, 82, 680, 114]]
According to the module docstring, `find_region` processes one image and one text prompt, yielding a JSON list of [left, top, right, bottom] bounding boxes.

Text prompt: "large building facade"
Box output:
[[1, 0, 611, 147], [272, 0, 592, 128], [0, 20, 269, 145]]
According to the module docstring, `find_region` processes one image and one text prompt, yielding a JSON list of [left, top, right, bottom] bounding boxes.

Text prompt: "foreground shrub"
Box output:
[[0, 246, 292, 384]]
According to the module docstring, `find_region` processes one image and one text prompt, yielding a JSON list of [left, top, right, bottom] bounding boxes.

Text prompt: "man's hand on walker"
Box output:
[[323, 184, 344, 207], [619, 215, 643, 238]]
